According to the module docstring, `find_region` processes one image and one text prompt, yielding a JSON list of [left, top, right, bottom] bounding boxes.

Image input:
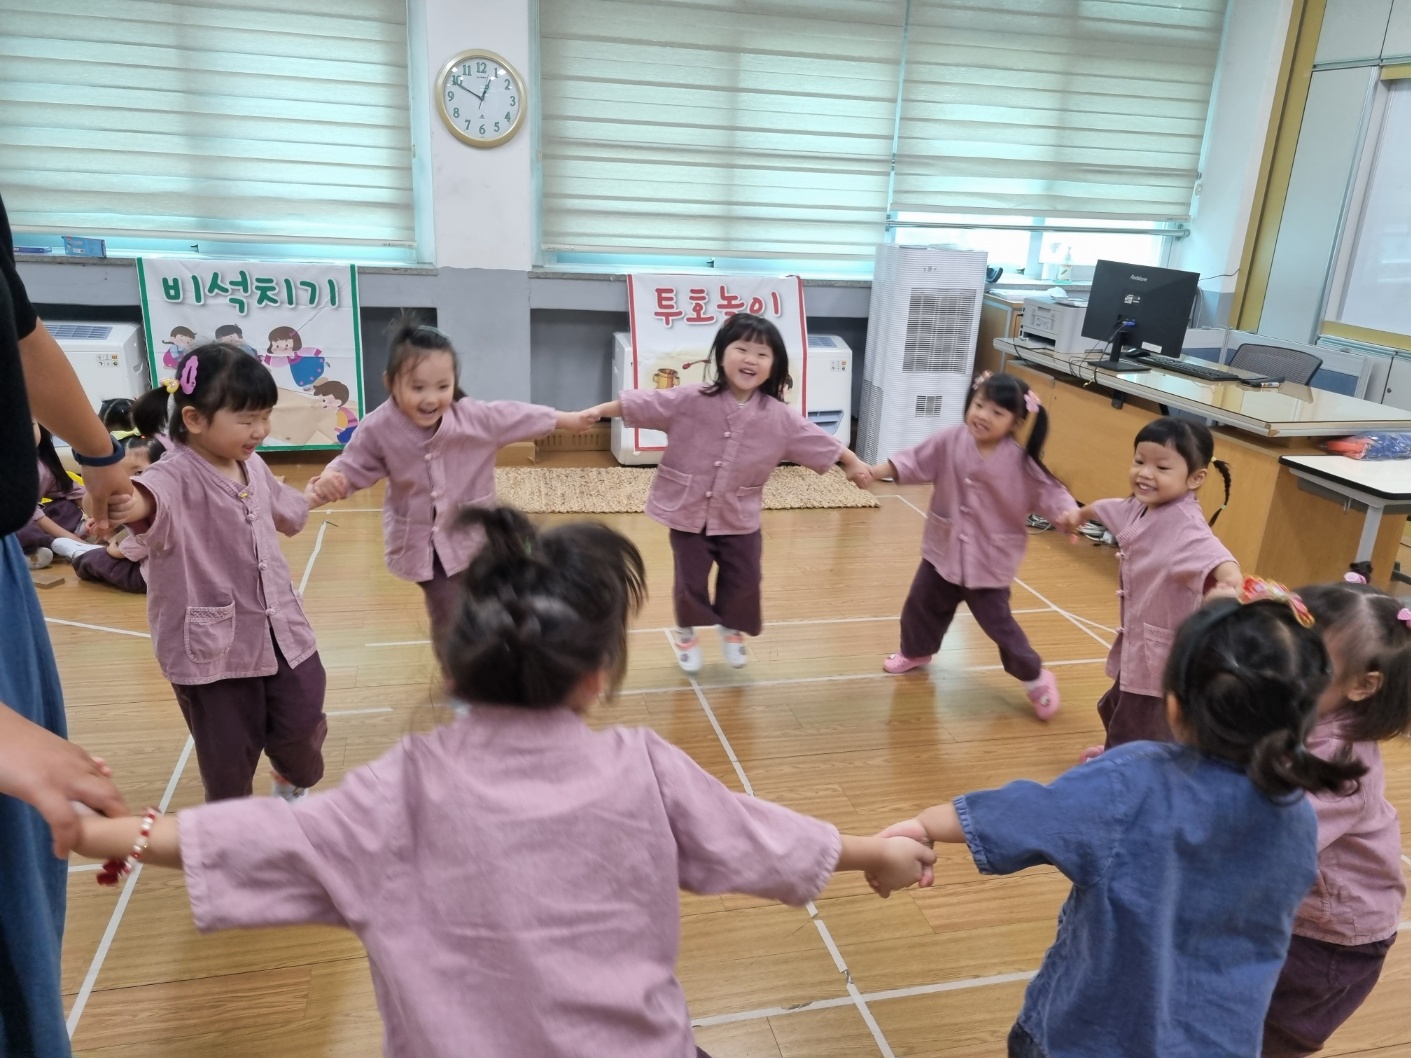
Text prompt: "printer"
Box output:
[[1020, 297, 1090, 355]]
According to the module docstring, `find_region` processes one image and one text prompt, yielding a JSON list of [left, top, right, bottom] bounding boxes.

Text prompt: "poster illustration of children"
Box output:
[[161, 325, 197, 367], [264, 326, 327, 390], [214, 324, 258, 357], [312, 379, 360, 444]]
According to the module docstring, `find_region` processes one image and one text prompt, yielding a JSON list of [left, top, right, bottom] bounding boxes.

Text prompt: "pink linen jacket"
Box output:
[[621, 384, 844, 535], [1092, 492, 1235, 697], [324, 397, 557, 582], [889, 425, 1077, 589], [133, 443, 316, 685]]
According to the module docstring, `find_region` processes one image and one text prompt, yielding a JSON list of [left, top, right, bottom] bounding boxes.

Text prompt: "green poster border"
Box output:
[[134, 258, 364, 453]]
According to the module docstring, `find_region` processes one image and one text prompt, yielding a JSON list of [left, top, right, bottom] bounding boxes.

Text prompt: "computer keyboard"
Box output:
[[1143, 354, 1242, 382]]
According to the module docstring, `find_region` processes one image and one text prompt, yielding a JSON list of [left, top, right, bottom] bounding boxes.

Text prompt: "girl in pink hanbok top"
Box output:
[[1263, 577, 1411, 1058], [308, 318, 595, 656], [869, 372, 1078, 719], [1056, 416, 1241, 758], [586, 313, 872, 673], [72, 507, 935, 1058]]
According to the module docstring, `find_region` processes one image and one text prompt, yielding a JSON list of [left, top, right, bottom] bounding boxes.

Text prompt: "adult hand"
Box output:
[[79, 460, 134, 539], [0, 705, 128, 857]]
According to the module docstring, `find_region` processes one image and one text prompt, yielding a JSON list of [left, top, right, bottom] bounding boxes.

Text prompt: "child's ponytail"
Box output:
[[1248, 725, 1364, 799], [131, 385, 173, 439], [444, 506, 646, 708], [1209, 459, 1232, 526]]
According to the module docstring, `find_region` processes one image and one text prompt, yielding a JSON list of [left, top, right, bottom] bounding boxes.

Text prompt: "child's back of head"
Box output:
[[1298, 579, 1411, 743], [445, 507, 646, 706], [1163, 591, 1367, 798]]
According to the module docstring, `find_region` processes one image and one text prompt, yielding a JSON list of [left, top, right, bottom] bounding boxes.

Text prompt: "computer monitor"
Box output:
[[1081, 260, 1200, 370]]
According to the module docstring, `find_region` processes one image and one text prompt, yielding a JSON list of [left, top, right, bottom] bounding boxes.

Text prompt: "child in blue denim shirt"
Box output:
[[881, 586, 1365, 1058]]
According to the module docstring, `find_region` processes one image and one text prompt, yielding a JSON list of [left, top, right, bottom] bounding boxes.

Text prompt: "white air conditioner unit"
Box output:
[[49, 322, 150, 412], [609, 331, 854, 465], [857, 245, 987, 463]]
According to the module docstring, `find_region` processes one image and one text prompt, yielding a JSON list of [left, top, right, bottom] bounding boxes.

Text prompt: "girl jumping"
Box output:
[[101, 344, 327, 802], [868, 371, 1077, 719], [585, 312, 872, 672], [307, 318, 594, 657], [1262, 576, 1411, 1057], [71, 507, 933, 1058], [1055, 417, 1241, 755], [880, 586, 1365, 1058]]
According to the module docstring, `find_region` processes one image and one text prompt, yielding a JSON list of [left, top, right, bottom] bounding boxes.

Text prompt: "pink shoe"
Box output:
[[883, 652, 931, 675], [1079, 744, 1105, 764], [1025, 669, 1061, 721]]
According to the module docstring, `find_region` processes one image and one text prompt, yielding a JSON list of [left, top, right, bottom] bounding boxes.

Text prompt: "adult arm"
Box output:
[[18, 322, 132, 533], [0, 703, 128, 857]]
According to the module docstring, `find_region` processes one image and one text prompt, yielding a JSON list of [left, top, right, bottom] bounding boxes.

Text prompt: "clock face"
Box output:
[[438, 51, 525, 148]]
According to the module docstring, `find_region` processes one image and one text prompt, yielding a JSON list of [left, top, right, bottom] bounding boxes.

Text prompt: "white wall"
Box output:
[[417, 0, 535, 270], [1172, 0, 1296, 326]]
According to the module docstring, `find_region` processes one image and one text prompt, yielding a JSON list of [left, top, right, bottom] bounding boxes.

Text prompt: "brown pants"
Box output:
[[669, 529, 764, 636], [1097, 679, 1173, 749], [173, 637, 328, 802], [418, 554, 462, 664], [1263, 933, 1395, 1057], [73, 548, 145, 594], [17, 497, 82, 552], [898, 561, 1042, 681]]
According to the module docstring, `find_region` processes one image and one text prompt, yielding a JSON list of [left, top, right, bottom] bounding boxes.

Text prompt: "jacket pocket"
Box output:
[[736, 483, 764, 521], [184, 602, 236, 665], [651, 465, 693, 512], [384, 512, 412, 559], [1141, 623, 1176, 674]]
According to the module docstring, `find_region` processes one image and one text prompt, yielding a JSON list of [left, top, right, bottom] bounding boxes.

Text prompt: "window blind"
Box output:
[[0, 0, 414, 246], [892, 0, 1228, 221], [539, 0, 906, 259]]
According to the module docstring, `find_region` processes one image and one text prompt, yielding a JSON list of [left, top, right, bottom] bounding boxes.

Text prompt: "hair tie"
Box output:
[[179, 357, 199, 395], [160, 378, 180, 394], [971, 370, 992, 392], [1344, 571, 1368, 584], [1239, 576, 1314, 628], [1397, 608, 1411, 629], [1024, 390, 1041, 414]]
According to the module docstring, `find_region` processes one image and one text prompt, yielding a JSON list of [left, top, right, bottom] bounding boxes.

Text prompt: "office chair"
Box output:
[[1228, 343, 1322, 385]]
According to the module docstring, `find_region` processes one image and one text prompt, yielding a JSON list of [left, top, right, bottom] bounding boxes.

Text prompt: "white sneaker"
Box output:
[[671, 627, 702, 674], [271, 773, 309, 802], [26, 547, 53, 570], [719, 628, 748, 668], [51, 538, 102, 562]]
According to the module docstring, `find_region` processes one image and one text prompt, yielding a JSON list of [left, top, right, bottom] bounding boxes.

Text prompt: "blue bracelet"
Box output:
[[72, 434, 125, 468]]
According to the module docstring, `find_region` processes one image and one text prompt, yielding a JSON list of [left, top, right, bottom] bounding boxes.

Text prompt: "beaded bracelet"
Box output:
[[97, 807, 161, 887]]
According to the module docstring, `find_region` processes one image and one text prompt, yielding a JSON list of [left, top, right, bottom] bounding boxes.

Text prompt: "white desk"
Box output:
[[1278, 455, 1411, 568], [997, 338, 1411, 439]]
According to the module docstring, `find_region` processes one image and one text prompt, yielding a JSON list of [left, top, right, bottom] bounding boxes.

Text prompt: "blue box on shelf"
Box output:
[[62, 236, 106, 257]]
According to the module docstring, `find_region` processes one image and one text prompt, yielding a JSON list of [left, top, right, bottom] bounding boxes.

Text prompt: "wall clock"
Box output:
[[436, 50, 526, 148]]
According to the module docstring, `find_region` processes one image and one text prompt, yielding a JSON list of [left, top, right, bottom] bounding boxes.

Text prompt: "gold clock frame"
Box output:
[[435, 49, 527, 148]]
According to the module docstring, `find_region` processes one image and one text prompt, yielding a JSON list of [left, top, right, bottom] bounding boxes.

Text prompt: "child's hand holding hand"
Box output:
[[306, 470, 349, 506], [1051, 509, 1082, 535], [98, 490, 139, 527], [867, 835, 936, 897], [557, 408, 600, 433]]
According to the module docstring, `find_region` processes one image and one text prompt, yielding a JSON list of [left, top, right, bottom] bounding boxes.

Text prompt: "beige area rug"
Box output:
[[493, 465, 879, 514]]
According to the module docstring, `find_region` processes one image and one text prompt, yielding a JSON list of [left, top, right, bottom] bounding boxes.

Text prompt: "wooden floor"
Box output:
[[44, 459, 1411, 1058]]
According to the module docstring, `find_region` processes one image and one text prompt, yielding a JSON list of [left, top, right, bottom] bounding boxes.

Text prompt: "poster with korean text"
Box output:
[[626, 274, 807, 452], [137, 259, 363, 450]]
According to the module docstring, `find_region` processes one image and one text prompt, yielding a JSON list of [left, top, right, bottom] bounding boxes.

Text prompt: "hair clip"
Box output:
[[160, 378, 181, 394], [179, 357, 199, 395], [1397, 608, 1411, 629], [1343, 571, 1368, 584], [971, 370, 992, 391], [1239, 576, 1314, 628], [1023, 390, 1041, 414]]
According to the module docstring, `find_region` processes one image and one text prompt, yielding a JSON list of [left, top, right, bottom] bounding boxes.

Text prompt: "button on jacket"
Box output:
[[621, 384, 844, 535], [889, 425, 1076, 589], [325, 397, 557, 582], [134, 443, 316, 685]]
